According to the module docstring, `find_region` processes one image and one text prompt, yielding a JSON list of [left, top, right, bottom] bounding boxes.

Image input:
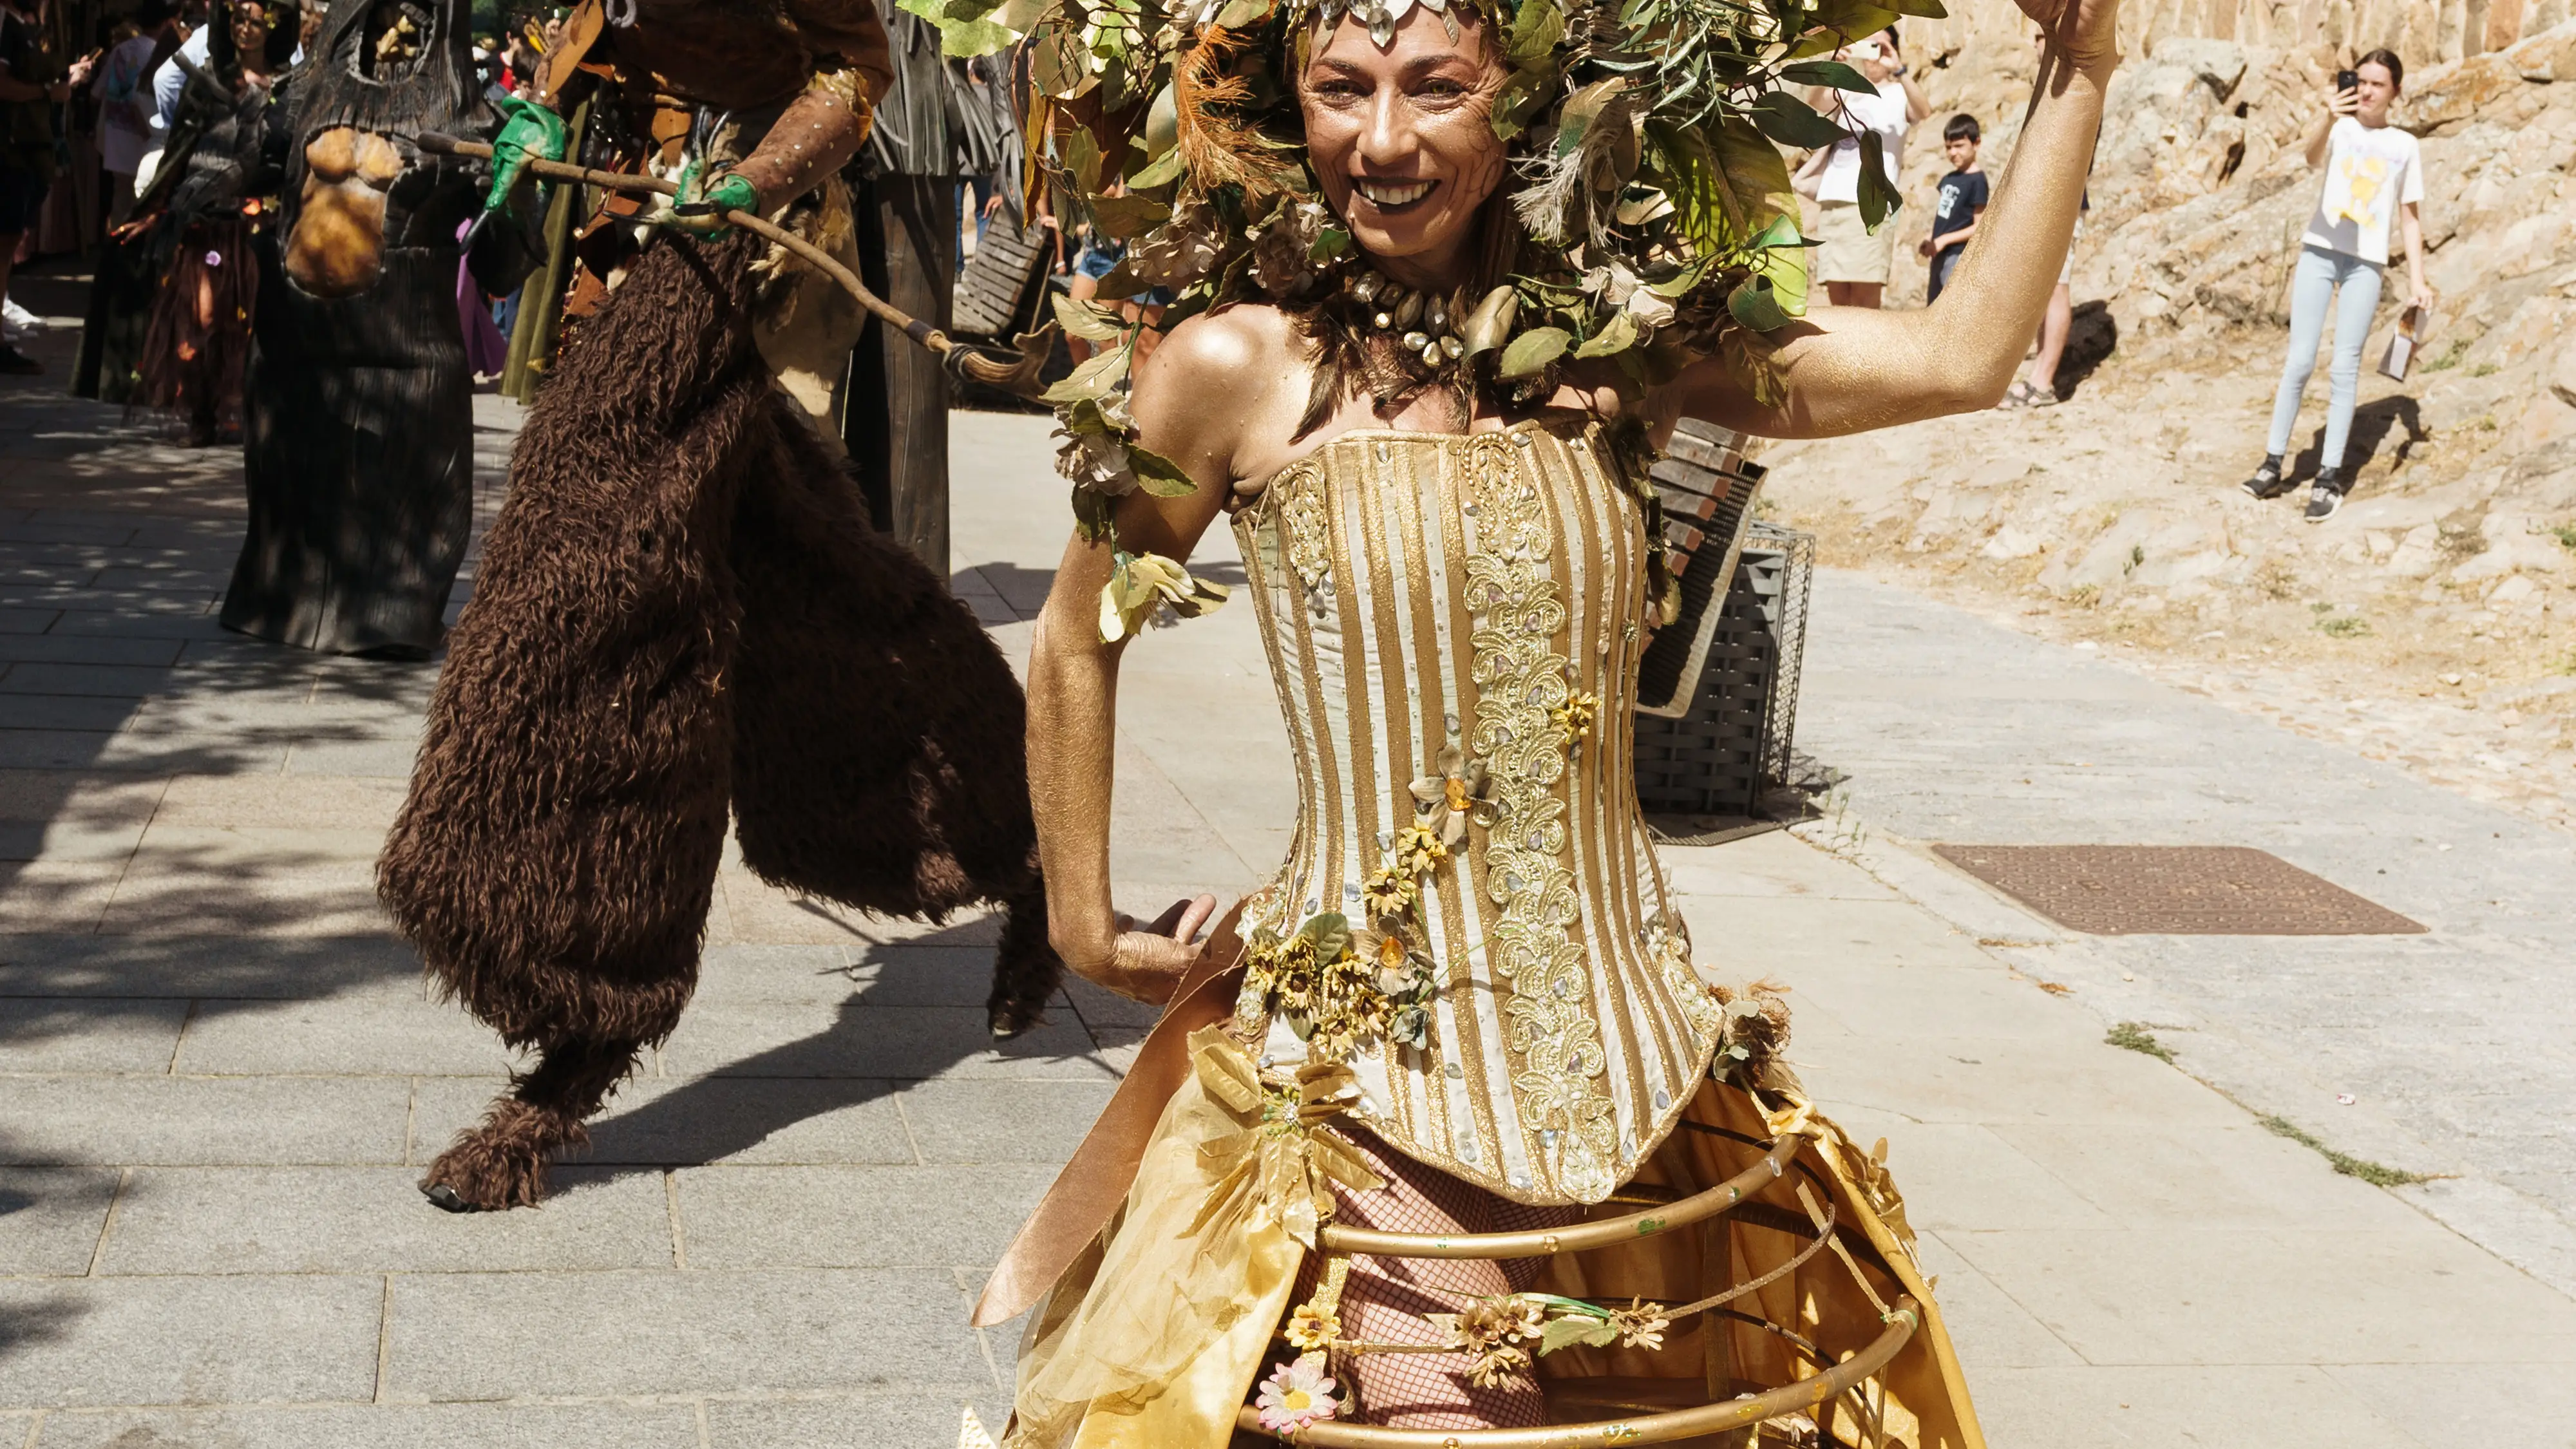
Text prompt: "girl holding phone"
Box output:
[[2243, 48, 2432, 522]]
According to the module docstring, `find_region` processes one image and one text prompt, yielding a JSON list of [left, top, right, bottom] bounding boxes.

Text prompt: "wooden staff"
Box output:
[[417, 131, 1052, 395]]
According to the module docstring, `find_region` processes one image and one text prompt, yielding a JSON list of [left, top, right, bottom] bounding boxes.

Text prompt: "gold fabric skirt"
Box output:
[[1001, 1027, 1985, 1448]]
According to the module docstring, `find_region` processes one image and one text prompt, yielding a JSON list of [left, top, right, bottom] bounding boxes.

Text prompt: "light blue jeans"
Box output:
[[2266, 243, 2384, 469]]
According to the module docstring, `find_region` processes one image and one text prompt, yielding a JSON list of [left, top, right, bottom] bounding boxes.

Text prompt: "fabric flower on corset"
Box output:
[[1389, 821, 1449, 878], [1553, 691, 1600, 742], [1284, 1301, 1341, 1349], [1408, 745, 1495, 848], [1255, 1352, 1340, 1431], [1354, 924, 1436, 1048], [1466, 1344, 1533, 1388], [1609, 1298, 1671, 1351], [1358, 865, 1416, 922]]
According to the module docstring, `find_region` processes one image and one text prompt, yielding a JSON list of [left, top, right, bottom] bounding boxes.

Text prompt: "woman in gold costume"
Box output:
[[965, 0, 2121, 1435]]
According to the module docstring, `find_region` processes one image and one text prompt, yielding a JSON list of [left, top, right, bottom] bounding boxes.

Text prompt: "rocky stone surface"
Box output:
[[1766, 17, 2576, 832]]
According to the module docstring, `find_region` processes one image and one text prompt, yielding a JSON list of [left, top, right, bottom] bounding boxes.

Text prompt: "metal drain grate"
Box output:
[[1931, 845, 2427, 936]]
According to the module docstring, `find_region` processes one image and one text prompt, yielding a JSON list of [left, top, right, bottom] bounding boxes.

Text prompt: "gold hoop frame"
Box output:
[[1244, 1132, 1918, 1444]]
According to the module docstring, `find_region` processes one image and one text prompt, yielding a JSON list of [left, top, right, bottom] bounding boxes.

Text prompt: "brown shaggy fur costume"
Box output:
[[378, 234, 1057, 1211]]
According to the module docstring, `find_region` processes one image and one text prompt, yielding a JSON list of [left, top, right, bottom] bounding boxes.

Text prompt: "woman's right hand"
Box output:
[[2326, 82, 2360, 118]]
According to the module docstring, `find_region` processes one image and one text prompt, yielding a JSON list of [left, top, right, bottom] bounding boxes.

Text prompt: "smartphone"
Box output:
[[2335, 68, 2360, 91]]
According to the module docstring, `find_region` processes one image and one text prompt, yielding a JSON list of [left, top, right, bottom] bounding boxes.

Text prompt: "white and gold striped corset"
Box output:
[[1228, 419, 1724, 1208]]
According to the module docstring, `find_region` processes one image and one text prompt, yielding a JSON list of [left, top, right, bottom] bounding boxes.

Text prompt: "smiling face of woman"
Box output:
[[1300, 6, 1510, 290]]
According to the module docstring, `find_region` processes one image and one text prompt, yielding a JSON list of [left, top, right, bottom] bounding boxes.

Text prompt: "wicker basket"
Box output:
[[1633, 521, 1815, 820]]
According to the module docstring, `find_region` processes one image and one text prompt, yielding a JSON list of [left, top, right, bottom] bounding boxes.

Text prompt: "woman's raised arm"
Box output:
[[1670, 0, 2119, 439]]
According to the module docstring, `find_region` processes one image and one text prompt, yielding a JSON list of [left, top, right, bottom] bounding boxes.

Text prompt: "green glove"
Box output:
[[665, 171, 762, 239], [484, 95, 567, 213]]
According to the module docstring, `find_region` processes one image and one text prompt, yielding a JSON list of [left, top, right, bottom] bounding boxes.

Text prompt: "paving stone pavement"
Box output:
[[1794, 570, 2576, 1299], [2, 292, 2571, 1447]]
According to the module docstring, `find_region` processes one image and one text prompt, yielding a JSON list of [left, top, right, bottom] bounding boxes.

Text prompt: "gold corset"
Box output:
[[1231, 419, 1723, 1207]]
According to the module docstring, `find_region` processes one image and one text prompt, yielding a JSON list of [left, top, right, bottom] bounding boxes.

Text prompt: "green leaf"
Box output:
[[1709, 114, 1794, 249], [1780, 59, 1873, 91], [1803, 0, 1902, 37], [1051, 292, 1129, 344], [1750, 213, 1810, 320], [1300, 912, 1352, 962], [1214, 0, 1276, 24], [1309, 227, 1351, 263], [1537, 1316, 1620, 1356], [1492, 62, 1559, 140], [1090, 193, 1171, 242], [1029, 24, 1094, 99], [1128, 443, 1200, 497], [1745, 91, 1848, 149], [1127, 143, 1189, 191], [1070, 486, 1117, 540], [1888, 0, 1947, 15], [1065, 129, 1103, 197], [1575, 309, 1639, 358], [1856, 129, 1899, 230], [1728, 274, 1795, 332], [1506, 0, 1564, 64], [1498, 326, 1571, 379]]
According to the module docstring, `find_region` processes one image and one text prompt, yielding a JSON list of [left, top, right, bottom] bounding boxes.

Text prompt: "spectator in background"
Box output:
[[94, 1, 178, 227], [1795, 26, 1927, 309], [2242, 47, 2430, 522], [0, 0, 96, 374], [1918, 112, 1984, 305]]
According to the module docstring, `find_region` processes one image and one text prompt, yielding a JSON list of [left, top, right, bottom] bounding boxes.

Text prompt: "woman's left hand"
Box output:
[[2016, 0, 2122, 72], [2409, 281, 2434, 316]]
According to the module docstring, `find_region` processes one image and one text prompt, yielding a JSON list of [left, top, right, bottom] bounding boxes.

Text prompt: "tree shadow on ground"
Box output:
[[2051, 301, 2119, 401], [2289, 394, 2426, 486], [0, 1127, 102, 1376]]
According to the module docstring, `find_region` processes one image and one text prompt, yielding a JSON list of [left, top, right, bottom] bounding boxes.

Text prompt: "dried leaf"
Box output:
[[1090, 193, 1172, 241], [1051, 292, 1129, 343]]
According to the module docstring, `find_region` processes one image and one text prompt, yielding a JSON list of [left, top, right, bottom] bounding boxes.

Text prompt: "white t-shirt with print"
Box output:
[[1816, 82, 1907, 205], [2302, 117, 2423, 267]]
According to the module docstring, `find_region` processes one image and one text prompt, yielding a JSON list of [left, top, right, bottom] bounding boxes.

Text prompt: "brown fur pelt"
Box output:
[[378, 234, 1058, 1209]]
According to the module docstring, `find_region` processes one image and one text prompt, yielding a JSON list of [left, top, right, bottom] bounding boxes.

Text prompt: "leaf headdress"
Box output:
[[904, 0, 1938, 634]]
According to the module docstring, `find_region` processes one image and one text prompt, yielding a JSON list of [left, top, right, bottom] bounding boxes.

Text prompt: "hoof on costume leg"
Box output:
[[419, 1099, 578, 1211], [987, 994, 1048, 1039], [986, 886, 1064, 1040]]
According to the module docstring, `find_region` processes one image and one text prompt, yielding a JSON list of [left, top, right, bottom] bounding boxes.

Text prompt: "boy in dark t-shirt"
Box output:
[[1919, 113, 1987, 305]]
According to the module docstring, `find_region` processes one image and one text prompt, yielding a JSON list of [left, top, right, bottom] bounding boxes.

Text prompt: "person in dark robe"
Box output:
[[216, 0, 541, 657]]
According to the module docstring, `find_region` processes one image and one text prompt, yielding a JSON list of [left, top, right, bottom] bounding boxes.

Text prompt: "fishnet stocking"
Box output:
[[1295, 1127, 1582, 1429]]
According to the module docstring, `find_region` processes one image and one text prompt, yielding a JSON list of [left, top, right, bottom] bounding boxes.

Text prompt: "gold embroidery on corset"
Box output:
[[1460, 431, 1618, 1203], [1276, 462, 1333, 614]]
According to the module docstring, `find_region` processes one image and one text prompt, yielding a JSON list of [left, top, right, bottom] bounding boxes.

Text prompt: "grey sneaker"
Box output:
[[2304, 467, 2349, 522], [2242, 454, 2292, 500]]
